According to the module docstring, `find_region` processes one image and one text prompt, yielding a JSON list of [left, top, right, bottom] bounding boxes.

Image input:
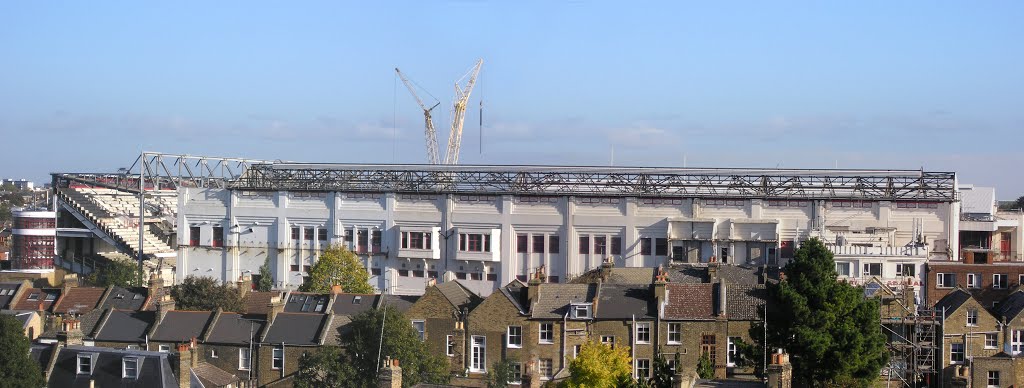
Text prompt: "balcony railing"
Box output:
[[828, 244, 928, 257]]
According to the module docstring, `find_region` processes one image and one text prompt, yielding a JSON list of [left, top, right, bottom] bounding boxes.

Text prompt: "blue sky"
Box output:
[[2, 2, 1022, 196]]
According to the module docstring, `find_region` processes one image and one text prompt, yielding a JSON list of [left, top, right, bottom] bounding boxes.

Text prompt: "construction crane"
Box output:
[[442, 59, 483, 165], [395, 68, 442, 165]]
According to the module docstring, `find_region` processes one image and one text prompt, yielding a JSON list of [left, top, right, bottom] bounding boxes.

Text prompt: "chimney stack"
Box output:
[[331, 284, 344, 295], [156, 293, 176, 324], [378, 357, 402, 388], [527, 268, 543, 311], [237, 275, 250, 299], [176, 342, 195, 388], [600, 258, 614, 282], [426, 278, 437, 288], [57, 317, 84, 346], [654, 267, 669, 307], [766, 350, 793, 388], [708, 261, 720, 281], [716, 281, 728, 317], [148, 272, 163, 296], [267, 295, 285, 324]]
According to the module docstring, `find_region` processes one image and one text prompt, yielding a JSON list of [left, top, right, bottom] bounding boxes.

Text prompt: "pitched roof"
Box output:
[[0, 310, 36, 329], [0, 282, 23, 309], [436, 281, 481, 310], [664, 283, 716, 320], [206, 313, 264, 345], [667, 264, 768, 285], [595, 285, 655, 319], [192, 361, 240, 387], [727, 284, 765, 320], [531, 284, 597, 319], [378, 294, 419, 313], [12, 288, 61, 311], [331, 293, 380, 316], [150, 311, 215, 342], [94, 309, 155, 343], [284, 292, 330, 313], [571, 267, 657, 285], [995, 290, 1024, 321], [46, 345, 177, 388], [243, 291, 282, 315], [936, 288, 973, 318], [102, 286, 148, 311], [52, 287, 106, 315], [143, 286, 171, 311], [499, 280, 528, 314], [263, 313, 330, 346]]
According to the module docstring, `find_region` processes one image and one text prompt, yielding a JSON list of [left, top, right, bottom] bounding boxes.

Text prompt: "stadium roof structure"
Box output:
[[53, 152, 958, 201]]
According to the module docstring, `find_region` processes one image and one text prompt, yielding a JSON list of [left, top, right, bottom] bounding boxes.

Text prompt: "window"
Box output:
[[470, 336, 486, 372], [594, 236, 606, 255], [968, 273, 982, 289], [549, 235, 560, 254], [641, 238, 652, 255], [412, 320, 426, 341], [318, 228, 327, 241], [655, 238, 668, 256], [122, 357, 139, 379], [446, 335, 455, 356], [578, 236, 590, 254], [509, 362, 522, 385], [988, 370, 1000, 387], [667, 323, 681, 344], [601, 335, 615, 348], [611, 236, 622, 255], [995, 274, 1009, 289], [539, 323, 554, 344], [304, 227, 314, 241], [986, 333, 998, 349], [701, 335, 717, 365], [896, 264, 916, 277], [937, 273, 956, 288], [371, 230, 382, 252], [460, 233, 490, 252], [272, 347, 284, 370], [291, 226, 300, 240], [728, 337, 740, 367], [532, 235, 545, 253], [158, 344, 170, 352], [189, 226, 200, 246], [507, 326, 522, 348], [517, 234, 528, 253], [27, 292, 39, 301], [212, 226, 224, 247], [77, 354, 93, 374], [967, 309, 978, 326], [539, 359, 553, 379], [210, 349, 218, 358], [635, 359, 651, 379], [1020, 274, 1024, 287], [835, 262, 851, 277], [863, 263, 882, 277], [572, 304, 592, 319], [950, 343, 965, 364], [357, 230, 368, 253], [239, 349, 251, 370], [1013, 330, 1024, 355], [635, 322, 651, 344]]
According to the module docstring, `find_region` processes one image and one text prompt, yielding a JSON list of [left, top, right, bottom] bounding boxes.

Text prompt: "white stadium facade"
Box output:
[[50, 153, 960, 297]]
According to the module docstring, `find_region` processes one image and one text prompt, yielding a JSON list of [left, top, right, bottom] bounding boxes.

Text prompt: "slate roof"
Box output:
[[727, 284, 765, 320], [206, 313, 264, 345], [192, 361, 240, 387], [284, 292, 330, 313], [331, 293, 380, 316], [379, 294, 419, 313], [571, 267, 657, 285], [12, 288, 61, 311], [0, 282, 23, 309], [103, 286, 148, 311], [243, 291, 282, 315], [45, 345, 177, 388], [595, 285, 655, 319], [0, 310, 36, 329], [436, 281, 482, 311], [935, 288, 973, 318], [664, 283, 716, 320], [150, 311, 215, 342], [531, 284, 597, 319], [52, 287, 106, 315], [263, 313, 330, 346], [995, 290, 1024, 321], [499, 280, 528, 314], [94, 309, 155, 343]]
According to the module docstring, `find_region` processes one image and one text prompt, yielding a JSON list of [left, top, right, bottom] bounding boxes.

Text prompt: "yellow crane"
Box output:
[[443, 59, 483, 165], [395, 68, 442, 165]]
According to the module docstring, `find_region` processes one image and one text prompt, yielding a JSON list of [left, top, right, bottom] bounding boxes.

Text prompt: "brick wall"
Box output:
[[939, 297, 1002, 382], [406, 286, 463, 373], [256, 344, 310, 387], [927, 263, 1024, 307], [465, 290, 530, 379]]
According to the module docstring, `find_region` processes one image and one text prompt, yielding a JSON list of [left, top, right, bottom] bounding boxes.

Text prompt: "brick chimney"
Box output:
[[236, 275, 250, 299], [57, 317, 84, 346], [148, 272, 163, 297], [600, 258, 614, 282], [654, 267, 668, 307], [176, 340, 198, 388], [527, 267, 543, 312], [426, 278, 437, 288], [156, 293, 176, 324], [716, 281, 728, 317], [331, 284, 344, 295], [378, 357, 402, 388], [708, 261, 720, 281], [267, 295, 285, 324], [766, 350, 792, 388]]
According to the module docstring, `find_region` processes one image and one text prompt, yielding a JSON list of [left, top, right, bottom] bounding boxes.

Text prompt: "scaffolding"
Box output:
[[877, 284, 939, 387]]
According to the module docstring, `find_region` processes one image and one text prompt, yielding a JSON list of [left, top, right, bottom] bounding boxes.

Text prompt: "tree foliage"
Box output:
[[256, 257, 273, 292], [294, 307, 449, 388], [85, 259, 143, 288], [487, 358, 517, 388], [563, 340, 633, 388], [294, 345, 353, 388], [0, 314, 45, 387], [696, 353, 714, 379], [647, 352, 678, 388], [1001, 195, 1024, 211], [300, 245, 373, 294], [753, 238, 888, 387], [171, 275, 244, 312]]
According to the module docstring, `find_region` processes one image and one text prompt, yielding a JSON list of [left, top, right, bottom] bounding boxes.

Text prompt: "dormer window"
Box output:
[[122, 357, 139, 379], [45, 293, 57, 301], [27, 293, 39, 301], [571, 303, 592, 319], [77, 354, 95, 374], [353, 296, 362, 304]]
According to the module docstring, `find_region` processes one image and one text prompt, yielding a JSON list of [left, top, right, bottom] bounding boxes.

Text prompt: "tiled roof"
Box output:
[[243, 291, 281, 315], [667, 264, 767, 285], [595, 285, 655, 319], [436, 281, 481, 310], [531, 284, 597, 319], [935, 289, 973, 318], [12, 288, 61, 311], [94, 309, 155, 343], [727, 284, 765, 320], [192, 361, 240, 387], [151, 311, 215, 342], [664, 283, 716, 320], [206, 313, 264, 345], [263, 313, 330, 346], [571, 267, 656, 285], [143, 286, 170, 311], [52, 287, 106, 315]]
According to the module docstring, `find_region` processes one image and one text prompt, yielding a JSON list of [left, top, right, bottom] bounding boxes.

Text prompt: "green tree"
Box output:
[[486, 359, 517, 388], [256, 257, 273, 292], [300, 245, 373, 294], [294, 345, 354, 388], [1001, 195, 1024, 211], [85, 259, 143, 288], [753, 238, 888, 387], [563, 340, 633, 388], [335, 307, 448, 386], [171, 275, 244, 312], [696, 352, 714, 379], [0, 314, 45, 387], [648, 352, 679, 388]]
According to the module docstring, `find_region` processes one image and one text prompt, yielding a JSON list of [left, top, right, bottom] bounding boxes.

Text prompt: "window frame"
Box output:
[[470, 335, 486, 373], [539, 323, 554, 344], [578, 235, 590, 254], [77, 354, 93, 375], [967, 309, 979, 326], [635, 322, 651, 344], [635, 358, 651, 379], [835, 262, 851, 277], [272, 347, 284, 370], [611, 236, 622, 255], [509, 362, 523, 385], [950, 343, 965, 365], [640, 238, 653, 255], [937, 273, 956, 288], [446, 335, 455, 356], [549, 235, 560, 254], [667, 323, 681, 344], [988, 370, 1000, 387], [968, 273, 982, 289], [995, 273, 1008, 289], [158, 344, 170, 353], [411, 320, 426, 341], [727, 337, 740, 367], [238, 348, 251, 371], [985, 333, 998, 349], [532, 235, 545, 254], [539, 358, 553, 380], [601, 335, 615, 349], [507, 326, 522, 348], [122, 357, 139, 379]]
